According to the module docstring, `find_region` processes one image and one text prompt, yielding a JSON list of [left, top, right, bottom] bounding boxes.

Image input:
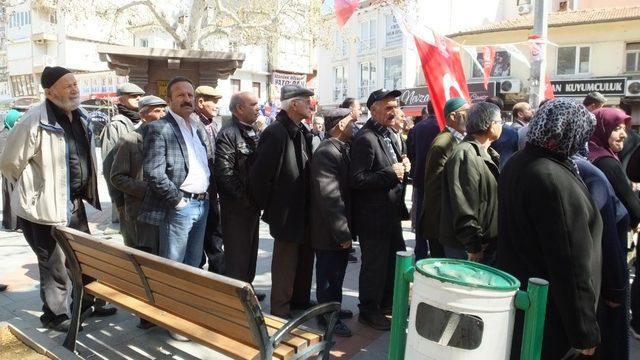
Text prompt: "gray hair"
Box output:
[[228, 92, 246, 113], [281, 96, 308, 112], [466, 102, 501, 135], [313, 116, 324, 125]]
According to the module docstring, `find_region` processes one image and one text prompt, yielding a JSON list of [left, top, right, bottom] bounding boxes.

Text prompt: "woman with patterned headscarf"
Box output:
[[498, 99, 602, 359]]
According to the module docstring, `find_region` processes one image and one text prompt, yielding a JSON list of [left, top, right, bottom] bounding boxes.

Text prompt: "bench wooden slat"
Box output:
[[152, 293, 254, 343], [135, 255, 241, 296], [76, 253, 141, 286], [65, 233, 132, 261], [81, 265, 147, 300], [142, 266, 244, 310], [84, 282, 264, 360], [265, 316, 322, 345], [147, 279, 247, 326], [70, 241, 136, 272]]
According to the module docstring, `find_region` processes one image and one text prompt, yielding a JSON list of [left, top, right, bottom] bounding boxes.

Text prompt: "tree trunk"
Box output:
[[184, 0, 208, 49]]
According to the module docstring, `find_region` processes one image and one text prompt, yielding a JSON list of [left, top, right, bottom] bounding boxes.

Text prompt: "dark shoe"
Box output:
[[0, 284, 7, 292], [137, 318, 156, 329], [348, 254, 358, 263], [81, 305, 117, 321], [339, 309, 353, 319], [358, 312, 391, 331], [40, 314, 83, 333], [255, 292, 266, 302], [291, 300, 318, 310], [319, 317, 352, 337]]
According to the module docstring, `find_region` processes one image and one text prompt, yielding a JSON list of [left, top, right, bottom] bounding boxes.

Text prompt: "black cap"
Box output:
[[366, 88, 401, 109], [41, 66, 72, 89], [322, 108, 352, 131], [281, 85, 314, 100]]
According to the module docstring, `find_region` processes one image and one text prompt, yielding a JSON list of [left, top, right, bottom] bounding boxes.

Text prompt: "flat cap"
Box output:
[[322, 108, 352, 131], [138, 95, 166, 110], [281, 85, 314, 101], [195, 85, 222, 98], [366, 88, 401, 109], [117, 83, 145, 96], [584, 91, 607, 104]]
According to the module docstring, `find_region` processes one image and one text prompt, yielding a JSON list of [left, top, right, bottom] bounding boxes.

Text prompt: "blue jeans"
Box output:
[[159, 198, 209, 267]]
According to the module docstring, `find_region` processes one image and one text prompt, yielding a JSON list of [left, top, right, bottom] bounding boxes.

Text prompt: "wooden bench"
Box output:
[[52, 226, 340, 360]]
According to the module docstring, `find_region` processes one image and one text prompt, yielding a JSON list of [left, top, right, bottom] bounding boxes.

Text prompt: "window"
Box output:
[[252, 82, 261, 98], [359, 61, 377, 99], [231, 79, 241, 93], [472, 51, 511, 78], [385, 14, 402, 47], [49, 12, 57, 24], [358, 19, 377, 54], [556, 46, 590, 75], [10, 74, 37, 97], [335, 33, 348, 58], [626, 42, 640, 73], [139, 38, 149, 48], [384, 56, 402, 89], [333, 65, 348, 101]]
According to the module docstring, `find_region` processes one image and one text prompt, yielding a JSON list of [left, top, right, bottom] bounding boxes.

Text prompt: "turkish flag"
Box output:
[[482, 46, 496, 90], [412, 30, 470, 130], [334, 0, 359, 28]]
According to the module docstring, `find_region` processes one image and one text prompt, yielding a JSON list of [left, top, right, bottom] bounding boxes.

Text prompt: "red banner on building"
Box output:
[[482, 46, 496, 90]]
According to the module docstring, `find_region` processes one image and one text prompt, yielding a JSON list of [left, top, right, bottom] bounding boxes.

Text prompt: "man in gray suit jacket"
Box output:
[[138, 77, 211, 270]]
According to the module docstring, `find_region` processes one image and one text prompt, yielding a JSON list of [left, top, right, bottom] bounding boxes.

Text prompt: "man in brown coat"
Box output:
[[110, 95, 166, 254]]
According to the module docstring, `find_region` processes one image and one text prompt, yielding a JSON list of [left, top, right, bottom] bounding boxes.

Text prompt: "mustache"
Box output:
[[181, 102, 193, 107]]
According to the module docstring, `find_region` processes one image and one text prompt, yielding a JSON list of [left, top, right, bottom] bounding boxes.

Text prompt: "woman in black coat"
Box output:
[[587, 107, 638, 352], [498, 99, 602, 359]]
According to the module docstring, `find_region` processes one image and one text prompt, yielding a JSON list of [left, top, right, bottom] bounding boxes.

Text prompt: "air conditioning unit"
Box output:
[[500, 79, 522, 94], [627, 80, 640, 97], [518, 4, 531, 15]]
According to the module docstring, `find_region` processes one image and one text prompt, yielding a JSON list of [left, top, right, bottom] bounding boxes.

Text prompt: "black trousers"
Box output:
[[315, 249, 348, 305], [270, 240, 314, 317], [220, 199, 260, 283], [201, 197, 225, 274], [21, 198, 91, 318], [631, 241, 640, 330], [358, 218, 406, 314]]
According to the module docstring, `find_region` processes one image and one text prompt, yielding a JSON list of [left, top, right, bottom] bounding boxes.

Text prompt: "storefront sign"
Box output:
[[467, 82, 496, 103], [272, 72, 307, 87], [550, 78, 626, 97]]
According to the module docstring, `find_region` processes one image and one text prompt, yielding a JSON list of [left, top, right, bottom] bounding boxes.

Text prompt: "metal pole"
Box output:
[[517, 278, 549, 360], [388, 251, 414, 360], [528, 0, 550, 108]]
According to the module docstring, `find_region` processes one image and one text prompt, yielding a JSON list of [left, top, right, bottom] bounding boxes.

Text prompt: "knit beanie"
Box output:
[[41, 66, 71, 89]]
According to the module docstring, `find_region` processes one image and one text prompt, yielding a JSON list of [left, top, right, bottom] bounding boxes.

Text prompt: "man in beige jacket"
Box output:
[[0, 66, 115, 332]]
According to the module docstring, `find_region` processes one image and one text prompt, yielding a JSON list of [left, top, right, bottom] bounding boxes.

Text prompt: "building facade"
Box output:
[[450, 4, 640, 124]]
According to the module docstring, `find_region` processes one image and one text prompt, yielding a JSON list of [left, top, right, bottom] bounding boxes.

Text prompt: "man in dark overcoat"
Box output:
[[349, 89, 410, 330], [250, 85, 315, 318]]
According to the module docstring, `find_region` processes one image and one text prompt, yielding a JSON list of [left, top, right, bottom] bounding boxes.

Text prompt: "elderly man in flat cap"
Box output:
[[0, 66, 116, 332], [101, 82, 145, 224], [418, 97, 469, 261], [349, 89, 410, 330], [310, 107, 358, 337], [110, 95, 165, 329], [250, 84, 316, 318], [194, 85, 225, 274]]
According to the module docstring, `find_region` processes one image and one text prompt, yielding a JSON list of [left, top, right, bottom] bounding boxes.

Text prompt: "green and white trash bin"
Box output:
[[388, 252, 549, 360]]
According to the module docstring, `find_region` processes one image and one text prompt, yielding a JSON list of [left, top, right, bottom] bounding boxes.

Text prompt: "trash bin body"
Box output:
[[405, 259, 520, 360]]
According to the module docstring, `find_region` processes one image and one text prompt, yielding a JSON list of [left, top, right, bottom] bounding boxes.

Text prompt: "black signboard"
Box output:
[[399, 83, 496, 107], [467, 82, 496, 103], [550, 78, 626, 97]]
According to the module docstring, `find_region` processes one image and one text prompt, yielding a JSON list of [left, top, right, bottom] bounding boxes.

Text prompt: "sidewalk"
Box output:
[[0, 174, 408, 359]]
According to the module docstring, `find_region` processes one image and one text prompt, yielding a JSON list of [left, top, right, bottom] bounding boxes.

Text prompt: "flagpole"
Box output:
[[529, 0, 549, 108]]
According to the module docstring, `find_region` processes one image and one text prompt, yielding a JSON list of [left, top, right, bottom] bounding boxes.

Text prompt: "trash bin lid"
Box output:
[[416, 258, 520, 291]]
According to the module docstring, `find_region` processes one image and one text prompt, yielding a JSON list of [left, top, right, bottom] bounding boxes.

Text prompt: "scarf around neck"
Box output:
[[117, 103, 141, 124]]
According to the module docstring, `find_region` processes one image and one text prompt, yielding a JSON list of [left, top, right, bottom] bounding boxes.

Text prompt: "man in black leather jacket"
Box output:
[[213, 91, 265, 301]]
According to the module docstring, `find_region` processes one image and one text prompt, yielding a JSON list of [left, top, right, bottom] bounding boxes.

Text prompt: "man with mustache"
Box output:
[[138, 76, 211, 273], [350, 89, 410, 330], [214, 91, 265, 301], [0, 66, 116, 332]]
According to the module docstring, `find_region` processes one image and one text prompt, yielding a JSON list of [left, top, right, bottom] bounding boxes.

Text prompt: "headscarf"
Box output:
[[587, 107, 631, 163], [526, 98, 595, 158]]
